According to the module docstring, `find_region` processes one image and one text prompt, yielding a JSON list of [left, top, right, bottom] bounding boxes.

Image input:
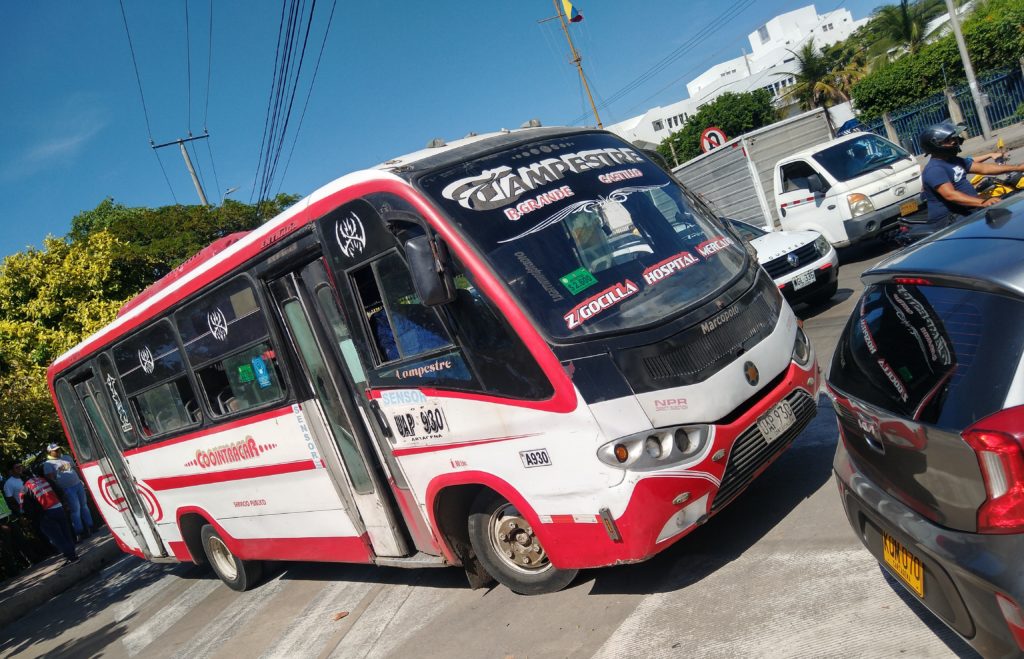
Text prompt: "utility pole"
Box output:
[[152, 133, 211, 205], [945, 0, 991, 139], [540, 1, 602, 128]]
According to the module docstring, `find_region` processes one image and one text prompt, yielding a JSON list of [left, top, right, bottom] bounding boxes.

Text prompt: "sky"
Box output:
[[0, 0, 882, 259]]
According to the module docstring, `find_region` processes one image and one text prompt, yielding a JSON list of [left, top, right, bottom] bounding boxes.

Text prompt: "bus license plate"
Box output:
[[882, 531, 924, 597], [899, 200, 919, 216], [756, 400, 796, 444], [792, 270, 815, 291]]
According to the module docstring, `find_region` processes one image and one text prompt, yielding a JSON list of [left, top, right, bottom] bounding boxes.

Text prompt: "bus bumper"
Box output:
[[541, 358, 819, 570]]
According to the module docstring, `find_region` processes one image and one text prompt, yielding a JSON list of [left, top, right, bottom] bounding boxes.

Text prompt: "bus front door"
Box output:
[[270, 259, 414, 557], [74, 374, 167, 558]]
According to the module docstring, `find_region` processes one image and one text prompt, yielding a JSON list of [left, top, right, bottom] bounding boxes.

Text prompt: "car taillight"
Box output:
[[962, 406, 1024, 534]]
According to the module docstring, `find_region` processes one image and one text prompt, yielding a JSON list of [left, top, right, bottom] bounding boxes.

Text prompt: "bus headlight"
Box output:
[[847, 193, 874, 218], [598, 426, 711, 470], [792, 326, 812, 367]]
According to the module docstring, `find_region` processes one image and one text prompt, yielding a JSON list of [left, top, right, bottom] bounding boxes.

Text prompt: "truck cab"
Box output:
[[773, 133, 922, 247]]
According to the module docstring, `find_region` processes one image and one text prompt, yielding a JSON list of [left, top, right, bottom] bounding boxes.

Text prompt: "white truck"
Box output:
[[671, 108, 923, 247]]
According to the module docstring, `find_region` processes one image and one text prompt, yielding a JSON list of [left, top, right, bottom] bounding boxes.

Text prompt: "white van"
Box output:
[[773, 133, 923, 247]]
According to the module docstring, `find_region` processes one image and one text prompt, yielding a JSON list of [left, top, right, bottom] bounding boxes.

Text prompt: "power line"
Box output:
[[205, 137, 224, 204], [278, 0, 338, 193], [118, 0, 179, 202], [185, 0, 193, 133], [568, 0, 757, 123], [252, 0, 322, 215], [117, 0, 153, 143], [154, 150, 179, 204], [204, 0, 213, 131]]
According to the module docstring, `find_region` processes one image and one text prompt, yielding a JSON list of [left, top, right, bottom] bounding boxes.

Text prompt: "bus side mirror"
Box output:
[[405, 235, 456, 306]]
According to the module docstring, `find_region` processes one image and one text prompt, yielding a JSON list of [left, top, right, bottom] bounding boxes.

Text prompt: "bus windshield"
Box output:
[[419, 132, 748, 339]]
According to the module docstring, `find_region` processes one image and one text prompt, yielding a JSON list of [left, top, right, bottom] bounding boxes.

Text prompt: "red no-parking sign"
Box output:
[[700, 126, 728, 153]]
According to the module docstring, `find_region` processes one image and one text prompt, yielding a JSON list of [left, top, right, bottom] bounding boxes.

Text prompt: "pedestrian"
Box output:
[[2, 462, 25, 513], [918, 120, 1024, 225], [43, 443, 94, 541], [20, 464, 78, 565]]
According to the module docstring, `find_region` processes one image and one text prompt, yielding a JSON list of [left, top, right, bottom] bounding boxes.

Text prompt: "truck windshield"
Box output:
[[812, 134, 911, 182], [418, 132, 747, 340]]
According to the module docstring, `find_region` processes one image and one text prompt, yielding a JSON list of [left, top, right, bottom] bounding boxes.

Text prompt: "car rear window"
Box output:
[[830, 283, 1024, 430]]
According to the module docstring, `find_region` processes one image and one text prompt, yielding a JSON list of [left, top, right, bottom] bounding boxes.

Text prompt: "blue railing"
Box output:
[[859, 68, 1024, 154]]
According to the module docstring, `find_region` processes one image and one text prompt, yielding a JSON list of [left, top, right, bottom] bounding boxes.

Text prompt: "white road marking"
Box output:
[[260, 580, 376, 659], [121, 578, 221, 656], [594, 548, 963, 658], [329, 584, 453, 659], [113, 568, 181, 623], [171, 576, 287, 659]]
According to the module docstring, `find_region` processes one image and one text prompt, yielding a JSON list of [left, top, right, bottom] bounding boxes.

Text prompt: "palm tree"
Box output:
[[870, 0, 947, 55], [781, 39, 864, 112]]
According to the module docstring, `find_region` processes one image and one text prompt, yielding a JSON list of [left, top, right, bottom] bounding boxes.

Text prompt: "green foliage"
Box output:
[[657, 90, 776, 164], [781, 38, 865, 111], [0, 195, 298, 461], [851, 0, 1024, 119]]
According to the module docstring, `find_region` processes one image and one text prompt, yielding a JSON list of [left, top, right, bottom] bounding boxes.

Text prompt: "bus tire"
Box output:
[[467, 490, 577, 595], [200, 524, 263, 592]]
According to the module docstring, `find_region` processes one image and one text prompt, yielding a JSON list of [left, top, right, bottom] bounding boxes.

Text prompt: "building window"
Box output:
[[652, 120, 664, 131], [757, 25, 769, 44]]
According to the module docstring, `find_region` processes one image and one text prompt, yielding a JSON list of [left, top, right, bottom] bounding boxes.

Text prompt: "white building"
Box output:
[[606, 4, 869, 148]]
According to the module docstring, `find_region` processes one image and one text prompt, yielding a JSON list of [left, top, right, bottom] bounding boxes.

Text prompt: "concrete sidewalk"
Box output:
[[0, 534, 122, 628], [963, 120, 1024, 153]]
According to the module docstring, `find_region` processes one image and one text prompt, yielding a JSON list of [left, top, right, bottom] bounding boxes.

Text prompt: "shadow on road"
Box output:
[[836, 238, 898, 267], [0, 557, 199, 657], [793, 287, 855, 321], [879, 567, 981, 658], [584, 397, 839, 597]]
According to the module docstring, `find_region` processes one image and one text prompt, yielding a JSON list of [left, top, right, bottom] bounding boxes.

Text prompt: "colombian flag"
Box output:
[[562, 0, 583, 22]]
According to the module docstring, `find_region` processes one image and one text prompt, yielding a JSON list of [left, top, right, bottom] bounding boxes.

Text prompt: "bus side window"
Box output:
[[175, 276, 286, 417], [444, 259, 554, 401], [55, 379, 98, 461], [352, 252, 451, 365], [112, 320, 200, 439]]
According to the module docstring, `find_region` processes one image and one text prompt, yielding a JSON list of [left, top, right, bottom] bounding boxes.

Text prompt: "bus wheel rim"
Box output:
[[488, 502, 551, 574], [208, 536, 238, 581]]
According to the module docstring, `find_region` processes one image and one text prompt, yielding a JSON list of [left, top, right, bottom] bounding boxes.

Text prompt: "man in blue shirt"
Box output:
[[919, 121, 1024, 222]]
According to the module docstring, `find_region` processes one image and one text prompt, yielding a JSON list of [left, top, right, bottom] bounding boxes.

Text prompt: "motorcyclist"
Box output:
[[919, 120, 1024, 224]]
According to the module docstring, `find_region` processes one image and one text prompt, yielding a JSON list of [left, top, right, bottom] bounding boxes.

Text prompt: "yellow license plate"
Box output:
[[882, 531, 924, 597], [899, 200, 919, 216]]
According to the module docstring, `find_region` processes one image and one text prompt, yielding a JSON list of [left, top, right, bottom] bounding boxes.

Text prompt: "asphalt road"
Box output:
[[0, 240, 984, 659]]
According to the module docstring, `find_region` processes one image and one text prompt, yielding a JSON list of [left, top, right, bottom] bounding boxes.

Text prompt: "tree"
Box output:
[[870, 0, 946, 55], [657, 90, 777, 164], [850, 0, 1024, 118], [782, 39, 865, 112], [0, 195, 299, 462]]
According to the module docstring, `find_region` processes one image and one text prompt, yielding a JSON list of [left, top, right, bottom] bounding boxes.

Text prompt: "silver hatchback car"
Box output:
[[827, 199, 1024, 657]]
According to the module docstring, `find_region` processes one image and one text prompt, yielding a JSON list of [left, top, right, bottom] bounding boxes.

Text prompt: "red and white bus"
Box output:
[[48, 128, 819, 594]]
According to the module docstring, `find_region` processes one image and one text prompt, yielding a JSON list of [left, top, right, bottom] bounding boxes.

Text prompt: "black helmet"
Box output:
[[919, 120, 966, 156]]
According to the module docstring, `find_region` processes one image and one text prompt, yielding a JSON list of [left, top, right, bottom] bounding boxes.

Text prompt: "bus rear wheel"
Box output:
[[467, 490, 577, 595], [200, 524, 263, 591]]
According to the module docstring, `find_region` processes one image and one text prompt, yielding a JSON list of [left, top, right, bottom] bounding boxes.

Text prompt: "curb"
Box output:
[[0, 537, 123, 629]]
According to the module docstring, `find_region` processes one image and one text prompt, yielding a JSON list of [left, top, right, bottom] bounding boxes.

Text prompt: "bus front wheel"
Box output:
[[467, 490, 577, 595], [200, 524, 263, 591]]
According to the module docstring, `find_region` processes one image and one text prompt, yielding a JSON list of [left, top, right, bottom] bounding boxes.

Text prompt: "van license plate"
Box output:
[[756, 400, 796, 444], [792, 270, 815, 291], [882, 531, 924, 597], [899, 200, 919, 216]]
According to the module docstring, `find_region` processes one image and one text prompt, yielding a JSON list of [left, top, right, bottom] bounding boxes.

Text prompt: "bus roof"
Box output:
[[47, 125, 598, 380], [372, 126, 592, 178]]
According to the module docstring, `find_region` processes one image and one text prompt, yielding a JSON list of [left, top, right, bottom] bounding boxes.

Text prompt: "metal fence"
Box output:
[[863, 68, 1024, 154]]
